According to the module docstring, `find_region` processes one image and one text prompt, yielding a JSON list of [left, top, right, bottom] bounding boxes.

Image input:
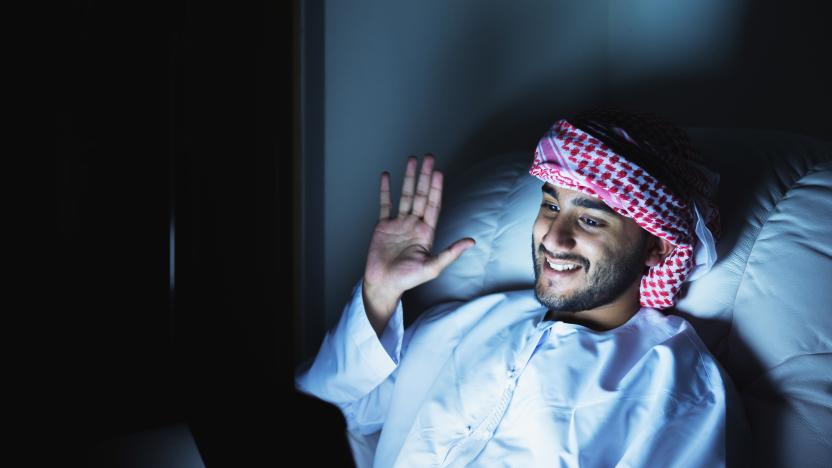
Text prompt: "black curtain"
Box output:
[[51, 0, 353, 465]]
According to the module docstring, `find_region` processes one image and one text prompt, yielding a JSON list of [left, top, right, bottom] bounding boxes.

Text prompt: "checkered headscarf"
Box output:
[[529, 110, 720, 309]]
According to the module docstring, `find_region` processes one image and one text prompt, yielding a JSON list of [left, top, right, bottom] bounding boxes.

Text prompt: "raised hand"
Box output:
[[362, 154, 475, 337]]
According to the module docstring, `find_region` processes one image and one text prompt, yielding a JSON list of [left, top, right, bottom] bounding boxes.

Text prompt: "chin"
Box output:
[[534, 280, 573, 308]]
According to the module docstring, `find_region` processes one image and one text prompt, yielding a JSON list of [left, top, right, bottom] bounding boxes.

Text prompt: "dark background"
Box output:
[[45, 1, 831, 466], [50, 0, 353, 465]]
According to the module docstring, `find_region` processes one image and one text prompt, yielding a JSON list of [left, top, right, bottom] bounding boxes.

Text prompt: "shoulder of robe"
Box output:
[[635, 308, 728, 405]]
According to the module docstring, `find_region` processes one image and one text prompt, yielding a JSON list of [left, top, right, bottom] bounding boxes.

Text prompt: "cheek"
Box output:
[[578, 238, 607, 265], [592, 233, 635, 266]]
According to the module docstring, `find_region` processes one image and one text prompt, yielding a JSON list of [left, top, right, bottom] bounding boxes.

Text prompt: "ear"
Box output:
[[644, 235, 675, 268]]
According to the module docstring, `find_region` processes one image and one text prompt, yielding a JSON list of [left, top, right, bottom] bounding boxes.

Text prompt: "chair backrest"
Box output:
[[405, 128, 832, 467]]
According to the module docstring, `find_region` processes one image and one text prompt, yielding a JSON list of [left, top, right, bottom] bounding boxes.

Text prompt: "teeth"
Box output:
[[547, 261, 580, 271]]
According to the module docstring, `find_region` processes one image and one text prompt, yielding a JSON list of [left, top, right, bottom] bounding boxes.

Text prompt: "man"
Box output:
[[295, 111, 750, 467]]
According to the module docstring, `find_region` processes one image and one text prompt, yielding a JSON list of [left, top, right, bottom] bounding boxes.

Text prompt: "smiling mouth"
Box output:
[[544, 256, 584, 271]]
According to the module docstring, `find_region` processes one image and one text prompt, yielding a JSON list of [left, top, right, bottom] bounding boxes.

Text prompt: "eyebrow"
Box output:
[[541, 184, 618, 215]]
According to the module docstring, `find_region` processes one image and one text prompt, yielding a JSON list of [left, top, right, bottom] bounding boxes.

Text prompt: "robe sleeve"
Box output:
[[293, 278, 405, 435]]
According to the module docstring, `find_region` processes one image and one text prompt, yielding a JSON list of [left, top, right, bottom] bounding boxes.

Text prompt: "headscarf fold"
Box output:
[[529, 114, 720, 309]]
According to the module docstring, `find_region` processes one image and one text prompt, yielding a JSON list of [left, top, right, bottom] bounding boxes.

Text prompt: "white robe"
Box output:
[[295, 278, 750, 467]]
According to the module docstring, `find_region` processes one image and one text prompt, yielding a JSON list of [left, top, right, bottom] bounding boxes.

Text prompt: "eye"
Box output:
[[580, 217, 603, 228], [541, 202, 559, 212]]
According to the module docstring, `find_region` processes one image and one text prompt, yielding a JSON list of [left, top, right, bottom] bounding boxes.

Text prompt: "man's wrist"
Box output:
[[362, 278, 402, 337]]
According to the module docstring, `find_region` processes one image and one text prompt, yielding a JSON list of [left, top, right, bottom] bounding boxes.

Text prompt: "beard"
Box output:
[[532, 234, 648, 313]]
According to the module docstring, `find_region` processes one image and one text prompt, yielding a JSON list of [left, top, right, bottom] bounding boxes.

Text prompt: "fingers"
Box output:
[[379, 171, 392, 220], [422, 171, 443, 229], [411, 154, 434, 217], [397, 156, 417, 217], [428, 237, 476, 276]]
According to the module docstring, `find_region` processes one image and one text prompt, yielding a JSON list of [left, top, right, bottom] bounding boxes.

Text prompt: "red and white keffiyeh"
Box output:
[[529, 118, 720, 309]]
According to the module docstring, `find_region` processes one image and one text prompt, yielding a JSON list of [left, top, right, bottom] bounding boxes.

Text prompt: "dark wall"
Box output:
[[51, 0, 353, 466], [607, 0, 832, 142]]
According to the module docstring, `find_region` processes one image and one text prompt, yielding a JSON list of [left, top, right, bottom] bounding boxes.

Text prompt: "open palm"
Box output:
[[364, 155, 475, 299]]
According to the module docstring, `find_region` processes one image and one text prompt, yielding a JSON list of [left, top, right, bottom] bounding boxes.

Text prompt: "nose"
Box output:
[[541, 213, 576, 251]]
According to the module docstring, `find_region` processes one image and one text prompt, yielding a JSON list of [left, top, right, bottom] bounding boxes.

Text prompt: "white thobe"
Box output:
[[294, 278, 750, 467]]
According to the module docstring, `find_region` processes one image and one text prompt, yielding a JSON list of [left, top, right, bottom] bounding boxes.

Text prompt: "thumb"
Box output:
[[428, 237, 476, 276]]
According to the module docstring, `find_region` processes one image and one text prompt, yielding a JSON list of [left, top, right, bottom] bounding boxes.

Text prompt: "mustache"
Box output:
[[537, 245, 589, 270]]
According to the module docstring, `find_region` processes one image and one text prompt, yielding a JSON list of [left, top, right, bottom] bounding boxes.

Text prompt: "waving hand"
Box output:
[[362, 154, 475, 336]]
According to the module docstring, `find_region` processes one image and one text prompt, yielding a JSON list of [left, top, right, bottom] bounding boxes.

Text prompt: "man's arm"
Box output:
[[295, 154, 475, 434], [294, 278, 404, 435], [294, 276, 463, 434]]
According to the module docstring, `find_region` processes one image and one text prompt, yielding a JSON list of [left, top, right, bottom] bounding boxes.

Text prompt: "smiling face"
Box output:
[[532, 183, 652, 316]]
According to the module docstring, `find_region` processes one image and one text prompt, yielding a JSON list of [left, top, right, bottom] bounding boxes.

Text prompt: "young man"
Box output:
[[295, 111, 750, 467]]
